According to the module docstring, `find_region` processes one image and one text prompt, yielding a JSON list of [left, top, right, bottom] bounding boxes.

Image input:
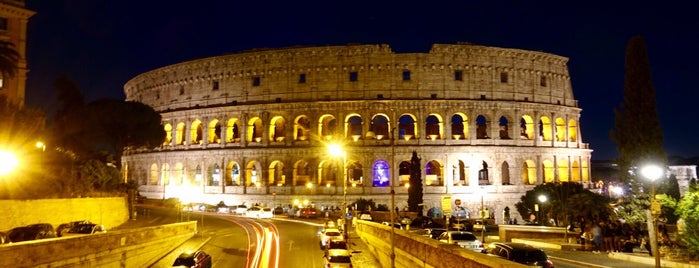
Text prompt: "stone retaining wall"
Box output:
[[0, 197, 130, 231]]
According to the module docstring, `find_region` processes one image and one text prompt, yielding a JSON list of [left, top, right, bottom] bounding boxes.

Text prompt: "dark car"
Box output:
[[172, 250, 212, 268], [300, 207, 318, 218], [60, 222, 106, 236], [7, 223, 57, 243], [483, 242, 554, 268], [56, 220, 90, 237]]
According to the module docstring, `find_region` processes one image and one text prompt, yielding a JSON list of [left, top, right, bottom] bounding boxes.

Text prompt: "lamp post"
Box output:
[[641, 164, 663, 268], [374, 102, 396, 268], [538, 195, 547, 226], [479, 187, 487, 242], [328, 144, 349, 247]]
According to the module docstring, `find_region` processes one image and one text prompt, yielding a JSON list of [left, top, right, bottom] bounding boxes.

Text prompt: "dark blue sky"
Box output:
[[23, 1, 699, 160]]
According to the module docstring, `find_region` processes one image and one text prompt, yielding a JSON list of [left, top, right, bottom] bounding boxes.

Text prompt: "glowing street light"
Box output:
[[641, 164, 663, 268], [328, 143, 349, 246], [0, 150, 19, 176]]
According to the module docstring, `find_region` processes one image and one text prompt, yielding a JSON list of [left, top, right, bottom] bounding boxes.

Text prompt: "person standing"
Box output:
[[592, 222, 603, 254]]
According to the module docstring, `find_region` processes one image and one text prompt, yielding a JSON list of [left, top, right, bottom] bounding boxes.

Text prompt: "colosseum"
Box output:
[[123, 42, 592, 223]]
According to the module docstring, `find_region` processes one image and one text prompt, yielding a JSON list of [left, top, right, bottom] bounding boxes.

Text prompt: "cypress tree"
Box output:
[[407, 151, 423, 215], [610, 35, 667, 183]]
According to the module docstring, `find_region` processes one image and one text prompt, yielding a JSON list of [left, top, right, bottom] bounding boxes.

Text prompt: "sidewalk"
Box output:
[[514, 238, 698, 268]]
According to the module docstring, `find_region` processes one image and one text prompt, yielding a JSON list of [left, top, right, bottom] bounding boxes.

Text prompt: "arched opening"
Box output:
[[476, 115, 489, 139], [425, 160, 443, 186], [372, 160, 390, 187], [398, 114, 417, 140], [451, 113, 468, 140], [501, 161, 511, 185]]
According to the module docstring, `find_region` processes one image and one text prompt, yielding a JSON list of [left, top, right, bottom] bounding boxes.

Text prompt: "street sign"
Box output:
[[441, 196, 452, 217]]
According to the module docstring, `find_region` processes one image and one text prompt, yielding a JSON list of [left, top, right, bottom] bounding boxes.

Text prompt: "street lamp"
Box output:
[[373, 102, 396, 268], [538, 195, 547, 226], [0, 150, 19, 176], [328, 143, 349, 246], [641, 164, 663, 268]]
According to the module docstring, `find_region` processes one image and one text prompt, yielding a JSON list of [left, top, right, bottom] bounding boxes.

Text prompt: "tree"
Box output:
[[0, 40, 19, 79], [515, 182, 612, 226], [674, 183, 699, 260], [407, 151, 423, 215], [610, 35, 666, 183], [83, 99, 165, 167]]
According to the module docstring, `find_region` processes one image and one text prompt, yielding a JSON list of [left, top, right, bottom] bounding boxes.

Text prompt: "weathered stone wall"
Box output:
[[355, 220, 529, 268], [0, 197, 129, 231], [0, 221, 196, 268]]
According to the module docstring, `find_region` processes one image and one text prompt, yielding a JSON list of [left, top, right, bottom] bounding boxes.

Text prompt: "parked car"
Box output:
[[62, 223, 106, 236], [482, 242, 554, 268], [381, 222, 404, 230], [56, 220, 89, 236], [234, 204, 248, 215], [6, 223, 57, 243], [319, 228, 344, 249], [423, 227, 447, 239], [437, 231, 483, 252], [299, 207, 318, 218], [172, 250, 212, 268], [358, 213, 372, 221], [323, 249, 353, 268], [473, 220, 487, 232], [325, 240, 348, 251], [245, 206, 274, 219]]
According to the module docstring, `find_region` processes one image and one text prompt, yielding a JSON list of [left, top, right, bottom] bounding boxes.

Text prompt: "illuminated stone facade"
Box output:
[[124, 43, 592, 223], [0, 0, 33, 107]]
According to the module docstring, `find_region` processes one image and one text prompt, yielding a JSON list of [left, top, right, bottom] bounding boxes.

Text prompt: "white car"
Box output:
[[323, 249, 352, 268], [437, 231, 483, 252], [245, 206, 273, 219], [234, 205, 248, 215], [320, 228, 344, 248]]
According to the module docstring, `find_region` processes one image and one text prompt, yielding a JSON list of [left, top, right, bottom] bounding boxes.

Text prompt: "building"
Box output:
[[124, 43, 592, 223], [0, 0, 33, 107]]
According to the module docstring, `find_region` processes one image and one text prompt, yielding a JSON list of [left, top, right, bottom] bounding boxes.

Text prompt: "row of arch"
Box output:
[[136, 157, 590, 188], [162, 112, 579, 146]]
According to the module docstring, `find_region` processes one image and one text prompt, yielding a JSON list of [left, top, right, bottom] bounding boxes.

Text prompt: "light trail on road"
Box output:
[[216, 215, 281, 268]]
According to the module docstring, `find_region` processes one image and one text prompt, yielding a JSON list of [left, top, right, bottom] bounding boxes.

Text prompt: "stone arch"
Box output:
[[399, 161, 411, 186], [425, 114, 443, 140], [190, 119, 203, 144], [150, 163, 158, 185], [226, 161, 241, 186], [520, 115, 534, 140], [555, 117, 566, 142], [207, 163, 222, 186], [294, 115, 311, 141], [398, 114, 417, 140], [476, 114, 490, 139], [226, 118, 241, 143], [369, 113, 390, 140], [175, 122, 185, 145], [498, 115, 512, 139], [247, 117, 263, 142], [173, 162, 184, 185], [268, 160, 285, 185], [451, 113, 468, 140], [208, 119, 222, 144], [161, 163, 170, 185], [522, 160, 536, 185], [318, 114, 337, 140], [539, 116, 552, 141], [425, 160, 443, 186], [501, 161, 511, 185], [542, 159, 554, 183], [557, 159, 569, 182], [581, 160, 590, 182], [269, 116, 286, 142], [246, 161, 261, 187], [347, 160, 363, 185], [452, 160, 468, 186], [372, 160, 390, 187], [318, 158, 337, 186], [293, 160, 311, 186], [163, 123, 173, 146], [346, 114, 363, 141], [571, 160, 580, 182], [568, 119, 577, 142]]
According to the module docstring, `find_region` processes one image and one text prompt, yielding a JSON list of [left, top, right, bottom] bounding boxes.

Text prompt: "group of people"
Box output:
[[578, 218, 673, 255]]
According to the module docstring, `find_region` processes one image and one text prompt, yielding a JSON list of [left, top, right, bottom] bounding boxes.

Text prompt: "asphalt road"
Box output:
[[125, 206, 379, 268]]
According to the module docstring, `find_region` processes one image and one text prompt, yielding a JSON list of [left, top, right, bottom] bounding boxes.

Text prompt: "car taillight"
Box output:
[[546, 260, 554, 268]]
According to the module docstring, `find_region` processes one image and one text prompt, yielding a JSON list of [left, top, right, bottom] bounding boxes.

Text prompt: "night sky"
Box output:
[[23, 1, 699, 161]]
